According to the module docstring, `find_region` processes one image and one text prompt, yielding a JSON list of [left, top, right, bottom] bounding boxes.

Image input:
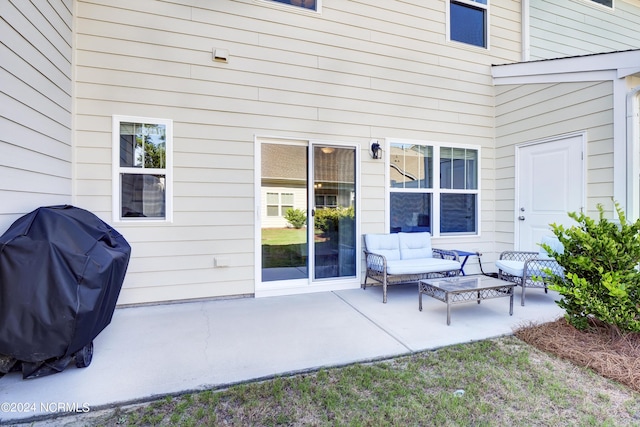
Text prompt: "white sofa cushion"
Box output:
[[386, 258, 460, 275], [495, 259, 559, 278], [364, 233, 401, 261], [538, 235, 564, 259], [495, 259, 525, 277], [398, 232, 433, 260]]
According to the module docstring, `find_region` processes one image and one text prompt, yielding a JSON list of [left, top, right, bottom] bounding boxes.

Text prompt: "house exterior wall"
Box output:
[[529, 0, 640, 60], [73, 0, 522, 304], [0, 0, 73, 232], [494, 80, 614, 251]]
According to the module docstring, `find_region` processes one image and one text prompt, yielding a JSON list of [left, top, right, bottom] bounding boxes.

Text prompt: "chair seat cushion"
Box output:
[[495, 259, 559, 278], [495, 260, 524, 277], [386, 258, 460, 275]]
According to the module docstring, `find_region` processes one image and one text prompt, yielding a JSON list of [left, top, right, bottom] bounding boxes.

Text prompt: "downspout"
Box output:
[[521, 0, 530, 62], [627, 85, 640, 220]]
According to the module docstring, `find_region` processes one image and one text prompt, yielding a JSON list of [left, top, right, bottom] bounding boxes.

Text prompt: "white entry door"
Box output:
[[516, 134, 584, 250]]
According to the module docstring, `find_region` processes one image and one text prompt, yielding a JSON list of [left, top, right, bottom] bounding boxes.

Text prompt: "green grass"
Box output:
[[261, 228, 308, 245], [41, 336, 640, 427]]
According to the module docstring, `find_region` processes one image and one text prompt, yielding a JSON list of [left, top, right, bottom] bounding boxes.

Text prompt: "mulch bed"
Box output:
[[515, 317, 640, 393]]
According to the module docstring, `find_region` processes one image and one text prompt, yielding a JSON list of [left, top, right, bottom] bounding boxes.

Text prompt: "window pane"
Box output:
[[267, 206, 279, 216], [267, 193, 279, 204], [591, 0, 612, 6], [450, 2, 486, 47], [281, 193, 294, 205], [465, 150, 478, 189], [390, 144, 433, 189], [120, 122, 166, 168], [440, 148, 478, 190], [390, 193, 432, 233], [121, 174, 166, 218], [281, 205, 294, 216], [440, 194, 476, 234], [270, 0, 317, 10]]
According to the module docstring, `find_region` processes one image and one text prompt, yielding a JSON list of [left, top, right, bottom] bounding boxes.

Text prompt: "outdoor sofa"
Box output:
[[362, 232, 461, 303]]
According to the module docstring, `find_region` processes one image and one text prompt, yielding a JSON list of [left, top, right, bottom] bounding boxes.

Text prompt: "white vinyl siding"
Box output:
[[494, 80, 614, 251], [529, 0, 640, 60], [0, 0, 73, 232], [73, 0, 522, 304]]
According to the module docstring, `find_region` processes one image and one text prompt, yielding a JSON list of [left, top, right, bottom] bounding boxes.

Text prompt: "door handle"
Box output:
[[518, 216, 525, 221]]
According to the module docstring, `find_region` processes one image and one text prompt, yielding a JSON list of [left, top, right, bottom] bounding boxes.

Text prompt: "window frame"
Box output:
[[447, 0, 490, 49], [266, 192, 296, 217], [112, 115, 173, 223], [386, 139, 481, 237]]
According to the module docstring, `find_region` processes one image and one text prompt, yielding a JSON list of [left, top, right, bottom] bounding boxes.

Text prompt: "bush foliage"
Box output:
[[544, 203, 640, 333], [314, 206, 354, 233], [284, 208, 307, 229]]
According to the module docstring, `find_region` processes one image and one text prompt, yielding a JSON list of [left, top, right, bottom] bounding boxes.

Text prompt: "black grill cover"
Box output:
[[0, 205, 131, 363]]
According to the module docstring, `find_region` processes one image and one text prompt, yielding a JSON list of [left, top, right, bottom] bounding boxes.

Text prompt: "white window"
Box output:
[[389, 141, 480, 236], [588, 0, 613, 7], [266, 192, 295, 216], [264, 0, 320, 12], [448, 0, 489, 48], [112, 116, 173, 222]]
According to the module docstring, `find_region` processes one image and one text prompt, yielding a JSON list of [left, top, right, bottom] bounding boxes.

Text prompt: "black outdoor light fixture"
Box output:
[[371, 140, 382, 159]]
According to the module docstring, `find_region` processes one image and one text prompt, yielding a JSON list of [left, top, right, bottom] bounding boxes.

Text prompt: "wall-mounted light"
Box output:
[[320, 147, 335, 154], [371, 140, 382, 159]]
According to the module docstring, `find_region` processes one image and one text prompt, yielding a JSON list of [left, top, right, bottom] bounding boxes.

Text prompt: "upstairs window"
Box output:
[[267, 0, 319, 12], [113, 116, 173, 222], [449, 0, 489, 48], [588, 0, 613, 7]]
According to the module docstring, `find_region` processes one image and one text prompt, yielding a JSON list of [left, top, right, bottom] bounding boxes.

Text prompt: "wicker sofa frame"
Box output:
[[362, 233, 461, 303]]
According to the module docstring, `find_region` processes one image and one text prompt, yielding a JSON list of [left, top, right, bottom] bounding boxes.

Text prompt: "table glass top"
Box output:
[[422, 275, 511, 292]]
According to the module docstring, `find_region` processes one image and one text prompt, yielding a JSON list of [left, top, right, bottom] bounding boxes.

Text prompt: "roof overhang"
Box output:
[[492, 49, 640, 85]]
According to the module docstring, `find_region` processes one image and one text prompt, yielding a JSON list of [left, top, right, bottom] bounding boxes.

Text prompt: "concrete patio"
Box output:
[[0, 279, 564, 425]]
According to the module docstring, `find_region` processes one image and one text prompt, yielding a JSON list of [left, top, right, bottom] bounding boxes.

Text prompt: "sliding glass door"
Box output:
[[259, 141, 357, 288]]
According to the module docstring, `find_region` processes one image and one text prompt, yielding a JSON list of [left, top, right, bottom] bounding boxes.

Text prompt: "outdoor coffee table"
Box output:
[[419, 276, 515, 325]]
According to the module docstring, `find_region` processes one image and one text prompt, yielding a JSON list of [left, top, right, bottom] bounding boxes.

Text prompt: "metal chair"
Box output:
[[495, 236, 564, 306]]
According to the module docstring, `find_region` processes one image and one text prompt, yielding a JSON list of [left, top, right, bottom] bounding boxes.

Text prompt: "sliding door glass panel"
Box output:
[[313, 146, 356, 279], [261, 144, 309, 282]]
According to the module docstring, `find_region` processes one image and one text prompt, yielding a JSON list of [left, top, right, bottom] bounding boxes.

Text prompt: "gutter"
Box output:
[[521, 0, 530, 62], [627, 85, 640, 219]]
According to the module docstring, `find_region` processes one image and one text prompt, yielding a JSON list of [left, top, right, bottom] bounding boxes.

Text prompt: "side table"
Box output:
[[452, 250, 480, 276]]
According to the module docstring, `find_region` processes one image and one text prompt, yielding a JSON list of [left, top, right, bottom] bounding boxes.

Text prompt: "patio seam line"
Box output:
[[331, 291, 414, 353]]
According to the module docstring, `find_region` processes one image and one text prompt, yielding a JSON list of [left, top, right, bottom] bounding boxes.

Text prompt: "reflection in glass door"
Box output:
[[261, 143, 308, 282], [260, 142, 357, 284], [313, 146, 356, 280]]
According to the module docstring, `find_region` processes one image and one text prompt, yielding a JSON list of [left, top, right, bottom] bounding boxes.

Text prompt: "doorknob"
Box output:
[[518, 216, 525, 221]]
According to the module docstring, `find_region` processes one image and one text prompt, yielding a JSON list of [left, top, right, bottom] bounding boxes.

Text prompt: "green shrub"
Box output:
[[314, 206, 354, 233], [284, 208, 307, 229], [544, 202, 640, 333]]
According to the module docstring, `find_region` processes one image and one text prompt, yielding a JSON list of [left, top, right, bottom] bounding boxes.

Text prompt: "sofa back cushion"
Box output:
[[398, 232, 433, 260], [538, 235, 564, 259], [364, 233, 401, 261]]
